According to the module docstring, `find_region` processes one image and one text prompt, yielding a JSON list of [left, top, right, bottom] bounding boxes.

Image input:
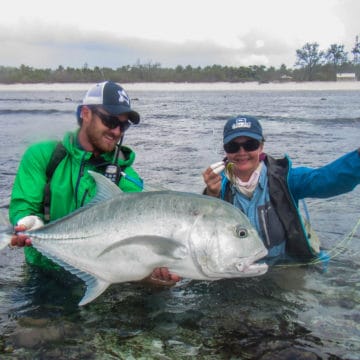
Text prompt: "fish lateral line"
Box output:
[[97, 235, 188, 259]]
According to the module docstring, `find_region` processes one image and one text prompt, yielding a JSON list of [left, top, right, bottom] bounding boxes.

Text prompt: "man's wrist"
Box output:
[[17, 215, 44, 230]]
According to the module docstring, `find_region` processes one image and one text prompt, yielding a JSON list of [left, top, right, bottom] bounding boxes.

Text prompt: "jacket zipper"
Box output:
[[80, 189, 89, 207], [75, 153, 87, 207]]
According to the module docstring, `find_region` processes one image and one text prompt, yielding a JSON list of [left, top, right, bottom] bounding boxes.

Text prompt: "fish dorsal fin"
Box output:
[[89, 169, 166, 194], [98, 235, 188, 260], [142, 183, 168, 192], [88, 170, 122, 204]]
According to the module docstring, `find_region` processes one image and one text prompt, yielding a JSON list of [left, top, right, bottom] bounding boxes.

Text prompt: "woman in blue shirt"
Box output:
[[202, 115, 360, 263]]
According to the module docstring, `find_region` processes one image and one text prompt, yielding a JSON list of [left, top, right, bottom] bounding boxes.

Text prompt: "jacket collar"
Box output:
[[61, 130, 136, 167]]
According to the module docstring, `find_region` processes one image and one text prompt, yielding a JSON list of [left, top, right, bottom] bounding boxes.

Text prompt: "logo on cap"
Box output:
[[232, 118, 252, 130], [118, 89, 130, 105]]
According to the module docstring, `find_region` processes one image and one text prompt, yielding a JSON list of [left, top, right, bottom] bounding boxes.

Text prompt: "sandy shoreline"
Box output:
[[0, 81, 360, 91]]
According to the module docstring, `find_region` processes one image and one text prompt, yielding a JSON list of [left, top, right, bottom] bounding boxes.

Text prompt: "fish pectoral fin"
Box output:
[[79, 275, 110, 306], [98, 236, 188, 260]]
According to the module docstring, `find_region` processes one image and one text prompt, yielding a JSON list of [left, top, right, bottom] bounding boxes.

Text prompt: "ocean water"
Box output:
[[0, 82, 359, 359]]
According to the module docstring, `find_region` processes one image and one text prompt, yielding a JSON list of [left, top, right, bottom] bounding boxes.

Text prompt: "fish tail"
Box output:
[[0, 232, 12, 251], [0, 209, 13, 251]]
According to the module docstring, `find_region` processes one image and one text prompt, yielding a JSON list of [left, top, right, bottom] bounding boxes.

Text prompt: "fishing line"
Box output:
[[318, 218, 359, 260], [273, 216, 360, 269], [211, 157, 360, 271]]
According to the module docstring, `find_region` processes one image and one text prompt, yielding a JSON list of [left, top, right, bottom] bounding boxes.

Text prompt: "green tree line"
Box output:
[[1, 41, 359, 84]]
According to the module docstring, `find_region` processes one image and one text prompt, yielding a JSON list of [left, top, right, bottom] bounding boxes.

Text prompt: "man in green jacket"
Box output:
[[10, 81, 180, 286]]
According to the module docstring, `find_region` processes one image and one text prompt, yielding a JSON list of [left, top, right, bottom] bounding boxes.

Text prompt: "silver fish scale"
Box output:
[[19, 174, 268, 305]]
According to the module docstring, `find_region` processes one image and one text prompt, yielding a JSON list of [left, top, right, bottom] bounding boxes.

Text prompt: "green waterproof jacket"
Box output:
[[9, 130, 143, 270]]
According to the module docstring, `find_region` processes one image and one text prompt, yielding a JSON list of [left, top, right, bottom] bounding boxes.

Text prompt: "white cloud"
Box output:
[[0, 0, 358, 68]]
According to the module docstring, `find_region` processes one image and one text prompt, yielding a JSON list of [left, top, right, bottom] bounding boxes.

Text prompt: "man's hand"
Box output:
[[142, 267, 181, 287], [10, 215, 44, 247], [11, 225, 32, 247]]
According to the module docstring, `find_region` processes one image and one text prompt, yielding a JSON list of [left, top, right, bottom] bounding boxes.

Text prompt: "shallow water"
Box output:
[[0, 83, 359, 359]]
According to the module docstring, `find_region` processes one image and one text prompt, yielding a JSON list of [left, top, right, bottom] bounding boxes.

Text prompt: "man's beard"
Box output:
[[86, 127, 118, 155]]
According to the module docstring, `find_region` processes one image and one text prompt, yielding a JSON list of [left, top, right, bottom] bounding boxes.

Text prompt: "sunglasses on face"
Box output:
[[223, 138, 261, 153], [91, 107, 131, 132]]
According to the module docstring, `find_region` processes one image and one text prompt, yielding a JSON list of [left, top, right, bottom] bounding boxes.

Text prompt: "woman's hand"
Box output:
[[202, 161, 225, 197]]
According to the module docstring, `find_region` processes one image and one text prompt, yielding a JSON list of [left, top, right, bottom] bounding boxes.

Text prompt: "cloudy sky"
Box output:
[[1, 0, 359, 69]]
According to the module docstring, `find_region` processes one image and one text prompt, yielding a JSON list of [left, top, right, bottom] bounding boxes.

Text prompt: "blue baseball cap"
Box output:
[[223, 115, 264, 144], [77, 81, 140, 124]]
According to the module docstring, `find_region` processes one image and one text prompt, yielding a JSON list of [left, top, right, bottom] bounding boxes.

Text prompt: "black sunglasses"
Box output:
[[224, 138, 261, 153], [91, 107, 131, 132]]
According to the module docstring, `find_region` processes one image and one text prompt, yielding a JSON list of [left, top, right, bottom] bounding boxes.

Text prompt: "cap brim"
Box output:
[[126, 111, 140, 124], [224, 131, 263, 144], [103, 105, 140, 124]]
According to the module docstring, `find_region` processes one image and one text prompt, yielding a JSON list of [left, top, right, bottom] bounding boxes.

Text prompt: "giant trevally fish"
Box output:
[[0, 171, 268, 306]]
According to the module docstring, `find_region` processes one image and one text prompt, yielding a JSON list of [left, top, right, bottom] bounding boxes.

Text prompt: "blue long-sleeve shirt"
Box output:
[[289, 150, 360, 201], [221, 149, 360, 260]]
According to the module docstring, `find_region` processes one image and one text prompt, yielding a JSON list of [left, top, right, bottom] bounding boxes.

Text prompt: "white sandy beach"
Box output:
[[0, 81, 360, 92]]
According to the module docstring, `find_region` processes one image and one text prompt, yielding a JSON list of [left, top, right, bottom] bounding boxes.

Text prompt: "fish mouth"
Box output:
[[234, 261, 268, 277], [224, 248, 268, 277], [234, 248, 268, 276], [206, 248, 268, 278]]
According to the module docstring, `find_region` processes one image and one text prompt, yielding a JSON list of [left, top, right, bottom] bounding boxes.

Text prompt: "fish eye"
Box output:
[[235, 225, 248, 238]]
